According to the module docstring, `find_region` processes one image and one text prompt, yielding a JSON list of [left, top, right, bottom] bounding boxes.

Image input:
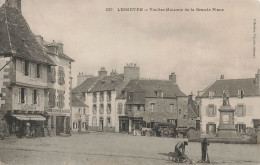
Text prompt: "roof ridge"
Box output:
[[216, 78, 254, 81]]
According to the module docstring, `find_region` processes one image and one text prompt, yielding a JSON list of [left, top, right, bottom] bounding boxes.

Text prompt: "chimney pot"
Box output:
[[220, 75, 224, 79]]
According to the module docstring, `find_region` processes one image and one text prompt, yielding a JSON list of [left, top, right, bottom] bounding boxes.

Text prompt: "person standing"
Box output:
[[201, 137, 209, 162], [0, 118, 7, 140]]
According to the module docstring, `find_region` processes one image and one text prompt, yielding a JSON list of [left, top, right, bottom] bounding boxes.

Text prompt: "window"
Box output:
[[107, 104, 111, 114], [82, 122, 86, 128], [73, 122, 78, 129], [100, 104, 104, 114], [83, 108, 86, 115], [93, 92, 97, 103], [36, 64, 41, 78], [151, 103, 155, 112], [57, 90, 65, 108], [179, 109, 182, 115], [238, 90, 244, 99], [209, 91, 215, 99], [170, 104, 174, 113], [93, 105, 97, 114], [22, 60, 29, 76], [100, 92, 104, 102], [107, 92, 111, 101], [235, 104, 246, 117], [206, 104, 216, 117], [19, 88, 25, 104], [183, 115, 186, 119], [122, 91, 126, 98], [117, 103, 123, 114], [107, 117, 111, 127], [78, 108, 81, 114], [206, 123, 216, 134], [50, 66, 56, 83], [92, 117, 97, 126], [235, 124, 246, 134], [49, 89, 56, 108], [155, 91, 164, 98], [32, 89, 37, 104], [58, 66, 65, 85]]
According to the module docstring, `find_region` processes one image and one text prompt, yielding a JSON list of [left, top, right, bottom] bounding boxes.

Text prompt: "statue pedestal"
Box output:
[[217, 105, 238, 138]]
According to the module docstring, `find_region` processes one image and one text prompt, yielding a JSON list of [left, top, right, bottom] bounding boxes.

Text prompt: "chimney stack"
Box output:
[[57, 42, 63, 53], [220, 75, 224, 80], [98, 67, 107, 77], [169, 72, 176, 83], [188, 92, 193, 105], [124, 63, 140, 82], [5, 0, 21, 11]]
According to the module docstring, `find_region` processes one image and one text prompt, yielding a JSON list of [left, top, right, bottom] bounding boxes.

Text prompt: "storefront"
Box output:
[[44, 108, 71, 136], [4, 113, 46, 138], [119, 116, 129, 133]]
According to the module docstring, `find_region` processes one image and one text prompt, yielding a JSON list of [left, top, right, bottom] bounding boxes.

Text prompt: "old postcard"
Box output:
[[0, 0, 260, 164]]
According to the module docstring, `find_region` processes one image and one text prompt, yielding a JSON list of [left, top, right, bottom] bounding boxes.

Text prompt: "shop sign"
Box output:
[[45, 108, 70, 115]]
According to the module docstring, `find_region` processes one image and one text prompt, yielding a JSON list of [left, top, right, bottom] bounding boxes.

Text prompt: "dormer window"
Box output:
[[238, 90, 244, 99], [209, 91, 215, 99], [122, 91, 127, 98], [155, 91, 163, 98]]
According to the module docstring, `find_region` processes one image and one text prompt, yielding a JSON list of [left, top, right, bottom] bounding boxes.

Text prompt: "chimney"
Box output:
[[255, 69, 260, 92], [220, 75, 224, 80], [77, 73, 94, 86], [169, 72, 176, 83], [5, 0, 21, 11], [188, 92, 193, 105], [110, 69, 118, 76], [35, 35, 44, 47], [57, 42, 63, 53], [98, 67, 107, 77], [124, 63, 140, 82]]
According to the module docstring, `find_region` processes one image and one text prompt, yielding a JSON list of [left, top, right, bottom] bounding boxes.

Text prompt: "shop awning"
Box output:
[[11, 114, 46, 121]]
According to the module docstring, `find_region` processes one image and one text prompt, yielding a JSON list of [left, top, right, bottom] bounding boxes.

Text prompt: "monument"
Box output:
[[216, 90, 238, 137]]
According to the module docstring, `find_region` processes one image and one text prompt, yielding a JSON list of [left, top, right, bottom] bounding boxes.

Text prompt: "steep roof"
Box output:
[[0, 5, 55, 65], [120, 79, 187, 99], [88, 74, 124, 92], [71, 77, 100, 94], [201, 78, 260, 98], [71, 98, 88, 107]]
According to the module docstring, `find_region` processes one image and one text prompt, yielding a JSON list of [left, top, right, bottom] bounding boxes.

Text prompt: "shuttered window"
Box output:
[[206, 123, 216, 134], [235, 104, 246, 117], [32, 89, 37, 104], [206, 104, 216, 117], [93, 105, 97, 114], [48, 89, 56, 108], [58, 66, 65, 85], [92, 117, 97, 126], [36, 64, 41, 78], [57, 90, 65, 108], [107, 104, 111, 114]]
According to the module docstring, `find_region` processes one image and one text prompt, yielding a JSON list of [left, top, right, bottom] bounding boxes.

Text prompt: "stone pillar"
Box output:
[[63, 116, 67, 134], [129, 119, 132, 133]]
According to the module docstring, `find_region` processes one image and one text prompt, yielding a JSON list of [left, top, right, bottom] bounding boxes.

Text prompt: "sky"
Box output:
[[1, 0, 260, 95]]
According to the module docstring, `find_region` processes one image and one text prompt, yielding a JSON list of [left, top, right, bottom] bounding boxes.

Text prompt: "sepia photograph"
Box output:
[[0, 0, 260, 164]]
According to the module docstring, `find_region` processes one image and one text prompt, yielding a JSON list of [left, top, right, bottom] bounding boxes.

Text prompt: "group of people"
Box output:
[[174, 138, 209, 163]]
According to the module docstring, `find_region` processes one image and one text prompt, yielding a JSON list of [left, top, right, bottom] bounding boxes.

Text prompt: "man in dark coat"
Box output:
[[201, 138, 209, 162], [175, 141, 188, 162]]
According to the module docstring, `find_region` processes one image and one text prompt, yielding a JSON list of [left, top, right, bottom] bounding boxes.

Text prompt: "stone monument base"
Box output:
[[216, 129, 238, 138]]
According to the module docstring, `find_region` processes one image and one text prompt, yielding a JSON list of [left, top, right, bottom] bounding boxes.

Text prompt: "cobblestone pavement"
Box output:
[[0, 132, 259, 165]]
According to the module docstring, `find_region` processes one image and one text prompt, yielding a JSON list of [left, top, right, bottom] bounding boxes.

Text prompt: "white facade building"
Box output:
[[198, 70, 260, 137]]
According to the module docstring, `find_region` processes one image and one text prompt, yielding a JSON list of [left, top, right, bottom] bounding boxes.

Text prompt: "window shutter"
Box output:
[[206, 124, 209, 134], [234, 105, 237, 116], [39, 65, 42, 78], [62, 91, 65, 108], [28, 63, 31, 76], [24, 89, 27, 104], [206, 106, 209, 117], [22, 60, 25, 75], [235, 124, 238, 132], [213, 124, 216, 133], [31, 90, 34, 104], [243, 124, 246, 133], [37, 90, 40, 105], [214, 105, 217, 117], [243, 105, 246, 116], [62, 67, 65, 85]]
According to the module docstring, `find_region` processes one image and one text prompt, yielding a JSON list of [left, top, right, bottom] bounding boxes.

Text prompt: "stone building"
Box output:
[[0, 0, 74, 137], [197, 69, 260, 137], [71, 98, 88, 133], [115, 73, 189, 133], [85, 64, 139, 132]]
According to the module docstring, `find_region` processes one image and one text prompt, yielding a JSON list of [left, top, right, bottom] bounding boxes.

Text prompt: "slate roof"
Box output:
[[71, 98, 88, 107], [0, 5, 55, 65], [201, 78, 260, 98], [71, 77, 100, 94], [119, 79, 186, 101], [88, 74, 124, 93], [130, 79, 186, 98]]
